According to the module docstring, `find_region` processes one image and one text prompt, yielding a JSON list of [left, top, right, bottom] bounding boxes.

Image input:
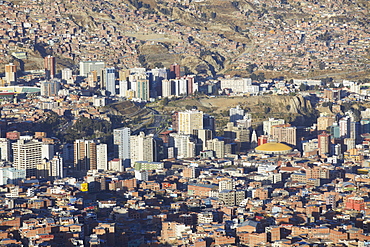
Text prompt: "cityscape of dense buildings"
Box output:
[[0, 0, 370, 246], [0, 53, 369, 246]]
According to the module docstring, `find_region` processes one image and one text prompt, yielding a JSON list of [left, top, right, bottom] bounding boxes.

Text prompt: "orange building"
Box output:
[[238, 232, 267, 246], [188, 184, 217, 197], [44, 55, 56, 79], [346, 197, 365, 211]]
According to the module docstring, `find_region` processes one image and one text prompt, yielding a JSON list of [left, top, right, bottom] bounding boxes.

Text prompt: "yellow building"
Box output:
[[255, 142, 292, 154]]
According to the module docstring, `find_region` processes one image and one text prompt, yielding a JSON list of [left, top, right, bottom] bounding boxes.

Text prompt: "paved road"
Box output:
[[143, 107, 170, 135]]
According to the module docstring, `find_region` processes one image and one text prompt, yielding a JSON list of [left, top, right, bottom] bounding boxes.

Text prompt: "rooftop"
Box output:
[[255, 142, 293, 154]]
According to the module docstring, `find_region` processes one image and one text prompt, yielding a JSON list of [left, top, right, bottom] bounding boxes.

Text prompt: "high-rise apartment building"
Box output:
[[168, 133, 195, 159], [224, 122, 250, 151], [271, 124, 297, 147], [119, 80, 129, 98], [186, 75, 195, 95], [98, 68, 105, 89], [62, 143, 74, 164], [174, 78, 188, 96], [127, 71, 150, 100], [0, 138, 11, 161], [79, 61, 105, 77], [136, 76, 150, 101], [105, 67, 116, 95], [207, 138, 225, 158], [119, 69, 130, 81], [220, 77, 252, 93], [162, 79, 174, 97], [318, 132, 331, 156], [61, 68, 72, 81], [0, 167, 26, 185], [40, 80, 60, 96], [350, 121, 361, 144], [195, 129, 213, 150], [317, 115, 336, 131], [74, 139, 97, 171], [339, 116, 350, 138], [44, 55, 56, 79], [49, 155, 64, 178], [13, 139, 42, 177], [37, 155, 64, 179], [130, 132, 154, 164], [41, 143, 55, 160], [229, 105, 245, 123], [263, 118, 285, 136], [331, 122, 340, 139], [113, 127, 130, 166], [87, 70, 98, 87], [4, 63, 16, 85], [96, 143, 108, 170], [344, 138, 355, 151], [178, 110, 204, 135], [151, 67, 167, 97], [170, 63, 181, 79]]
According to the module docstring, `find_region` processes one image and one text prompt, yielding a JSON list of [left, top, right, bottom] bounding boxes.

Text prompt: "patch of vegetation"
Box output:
[[61, 117, 112, 143], [36, 111, 68, 136]]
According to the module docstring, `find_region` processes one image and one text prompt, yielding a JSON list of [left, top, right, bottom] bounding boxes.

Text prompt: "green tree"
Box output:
[[61, 117, 112, 143], [247, 64, 257, 74], [257, 72, 265, 82], [154, 62, 164, 68], [162, 97, 169, 106], [264, 107, 271, 114], [299, 84, 308, 91], [319, 62, 326, 70]]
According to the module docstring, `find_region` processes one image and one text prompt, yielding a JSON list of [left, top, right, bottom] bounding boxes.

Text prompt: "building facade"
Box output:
[[113, 127, 131, 166], [13, 139, 42, 177], [74, 139, 97, 171], [44, 55, 56, 79], [178, 110, 203, 135]]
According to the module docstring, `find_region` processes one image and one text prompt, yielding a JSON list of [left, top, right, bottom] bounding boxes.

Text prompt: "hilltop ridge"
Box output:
[[0, 0, 369, 79]]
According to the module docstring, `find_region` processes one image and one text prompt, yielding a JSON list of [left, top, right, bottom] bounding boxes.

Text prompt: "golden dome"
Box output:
[[255, 142, 292, 154]]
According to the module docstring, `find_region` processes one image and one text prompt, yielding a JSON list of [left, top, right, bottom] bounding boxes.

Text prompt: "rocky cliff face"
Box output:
[[194, 94, 316, 126], [179, 52, 225, 76], [289, 95, 312, 114]]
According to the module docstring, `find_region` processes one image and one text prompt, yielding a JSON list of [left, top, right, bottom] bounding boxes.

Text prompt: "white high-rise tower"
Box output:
[[113, 127, 131, 167]]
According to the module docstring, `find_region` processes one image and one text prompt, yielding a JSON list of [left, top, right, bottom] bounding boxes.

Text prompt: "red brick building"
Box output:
[[346, 197, 365, 211]]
